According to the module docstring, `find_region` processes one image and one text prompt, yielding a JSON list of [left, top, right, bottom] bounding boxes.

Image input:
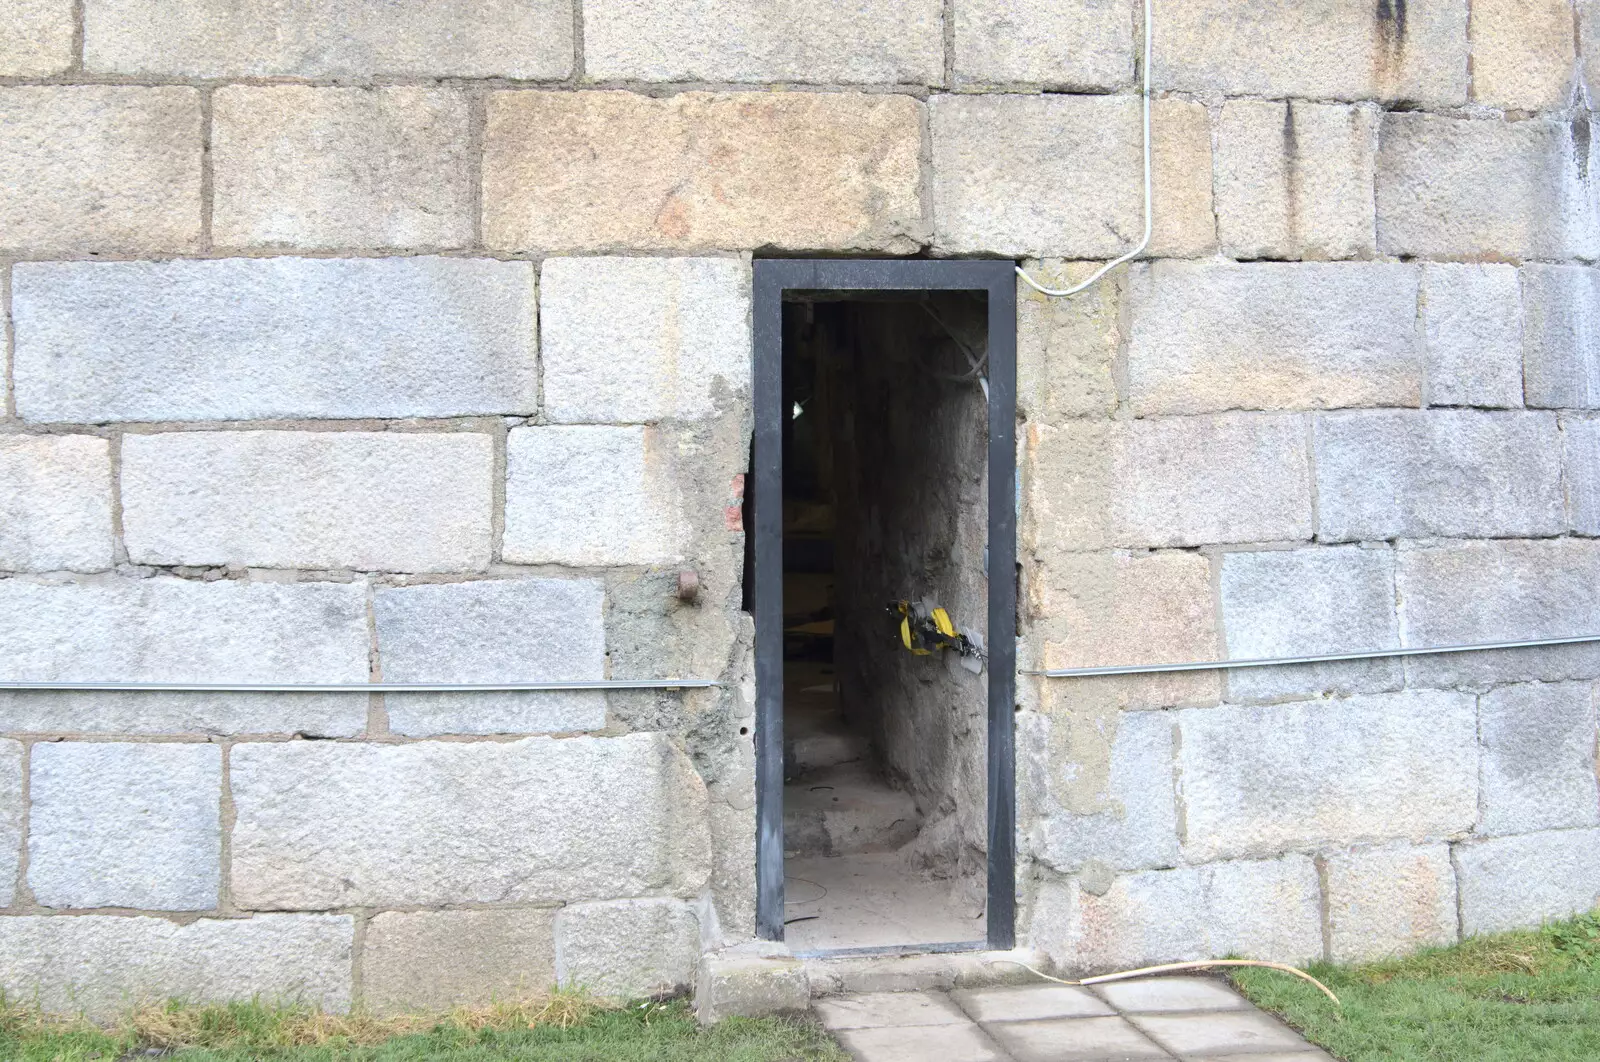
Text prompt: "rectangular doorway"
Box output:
[[752, 260, 1016, 955]]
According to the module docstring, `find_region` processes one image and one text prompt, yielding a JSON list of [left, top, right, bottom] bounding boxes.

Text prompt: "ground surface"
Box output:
[[817, 977, 1330, 1061], [1231, 909, 1600, 1062]]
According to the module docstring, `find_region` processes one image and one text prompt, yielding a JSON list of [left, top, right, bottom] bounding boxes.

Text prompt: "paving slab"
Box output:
[[816, 990, 969, 1030], [1091, 976, 1251, 1013], [1129, 1010, 1309, 1056], [835, 1022, 1008, 1062], [983, 1015, 1170, 1061], [952, 983, 1116, 1022], [1192, 1053, 1335, 1062]]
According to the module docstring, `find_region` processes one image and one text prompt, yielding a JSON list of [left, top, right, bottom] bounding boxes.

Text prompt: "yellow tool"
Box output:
[[890, 600, 984, 660]]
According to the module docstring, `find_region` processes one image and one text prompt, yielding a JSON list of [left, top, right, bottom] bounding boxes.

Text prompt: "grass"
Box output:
[[1230, 908, 1600, 1062], [0, 993, 850, 1062]]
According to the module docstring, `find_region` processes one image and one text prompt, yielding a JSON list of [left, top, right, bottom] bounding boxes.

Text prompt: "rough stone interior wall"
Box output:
[[2, 0, 1600, 1010]]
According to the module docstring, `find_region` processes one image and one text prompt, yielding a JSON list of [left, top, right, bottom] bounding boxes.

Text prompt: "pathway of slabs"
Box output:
[[816, 976, 1332, 1062]]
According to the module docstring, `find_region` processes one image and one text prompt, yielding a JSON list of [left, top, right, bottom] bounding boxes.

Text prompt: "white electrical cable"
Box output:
[[1015, 0, 1153, 298]]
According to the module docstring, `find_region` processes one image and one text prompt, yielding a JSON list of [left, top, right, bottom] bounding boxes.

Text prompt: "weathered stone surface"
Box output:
[[695, 952, 810, 1023], [583, 0, 940, 82], [1314, 411, 1564, 541], [12, 257, 537, 424], [363, 909, 556, 1013], [540, 258, 751, 424], [1126, 262, 1420, 416], [1029, 550, 1219, 709], [932, 95, 1213, 259], [1396, 539, 1600, 687], [1324, 844, 1457, 963], [0, 0, 73, 75], [122, 431, 493, 573], [1150, 0, 1468, 107], [503, 426, 684, 566], [1030, 856, 1323, 971], [1421, 264, 1524, 408], [231, 733, 712, 909], [1479, 682, 1600, 836], [1023, 708, 1180, 874], [1567, 417, 1600, 533], [1176, 691, 1479, 862], [0, 741, 21, 907], [0, 914, 352, 1018], [1215, 100, 1378, 261], [1016, 262, 1122, 421], [213, 87, 471, 251], [83, 0, 573, 78], [1585, 0, 1600, 101], [0, 577, 369, 683], [1524, 265, 1600, 410], [484, 91, 923, 254], [0, 691, 364, 738], [1219, 547, 1401, 702], [555, 899, 701, 999], [29, 742, 220, 911], [0, 87, 200, 255], [954, 0, 1133, 89], [1376, 114, 1597, 260], [0, 435, 113, 573], [1026, 414, 1312, 551], [1457, 828, 1600, 936], [374, 578, 606, 736], [1470, 0, 1575, 110]]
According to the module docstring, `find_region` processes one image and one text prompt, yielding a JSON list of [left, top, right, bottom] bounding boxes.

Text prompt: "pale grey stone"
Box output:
[[0, 436, 113, 573], [1214, 100, 1378, 261], [583, 0, 941, 83], [0, 914, 352, 1018], [555, 898, 700, 999], [1567, 417, 1600, 533], [363, 909, 556, 1013], [29, 742, 220, 911], [0, 741, 21, 907], [1176, 690, 1479, 862], [374, 578, 606, 736], [1324, 843, 1458, 963], [0, 577, 369, 684], [1457, 828, 1600, 935], [1027, 414, 1312, 550], [0, 87, 200, 255], [213, 86, 472, 251], [502, 426, 684, 566], [931, 94, 1214, 259], [121, 431, 494, 573], [1219, 547, 1401, 702], [1396, 539, 1600, 687], [1421, 264, 1524, 408], [1314, 411, 1564, 541], [1025, 709, 1180, 874], [694, 953, 809, 1023], [1524, 264, 1600, 410], [0, 0, 73, 75], [954, 0, 1133, 89], [83, 0, 573, 78], [540, 258, 752, 424], [231, 733, 711, 909], [1126, 261, 1419, 416], [1479, 682, 1600, 836], [1377, 114, 1598, 260], [0, 692, 364, 738], [12, 257, 537, 424], [1470, 0, 1576, 110], [1030, 856, 1323, 971], [1150, 0, 1468, 107]]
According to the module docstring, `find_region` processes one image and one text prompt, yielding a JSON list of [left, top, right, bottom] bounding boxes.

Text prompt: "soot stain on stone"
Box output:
[[1375, 0, 1409, 85], [1283, 102, 1302, 251], [1573, 113, 1593, 183]]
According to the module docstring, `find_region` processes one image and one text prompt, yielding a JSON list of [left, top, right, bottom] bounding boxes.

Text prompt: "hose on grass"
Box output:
[[981, 957, 1342, 1006]]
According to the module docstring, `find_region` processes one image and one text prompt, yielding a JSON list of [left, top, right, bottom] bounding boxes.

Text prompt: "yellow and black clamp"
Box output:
[[889, 600, 986, 661]]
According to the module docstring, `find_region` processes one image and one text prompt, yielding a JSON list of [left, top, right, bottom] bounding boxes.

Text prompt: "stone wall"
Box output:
[[2, 0, 1599, 1009]]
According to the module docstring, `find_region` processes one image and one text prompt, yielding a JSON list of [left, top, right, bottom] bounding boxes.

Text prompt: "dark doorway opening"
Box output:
[[752, 260, 1016, 955]]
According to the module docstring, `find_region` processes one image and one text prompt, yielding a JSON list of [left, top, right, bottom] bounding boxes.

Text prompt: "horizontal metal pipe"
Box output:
[[0, 679, 723, 693], [1026, 633, 1600, 679]]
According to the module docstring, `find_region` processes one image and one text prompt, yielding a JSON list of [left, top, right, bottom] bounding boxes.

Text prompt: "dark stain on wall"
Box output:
[[1574, 112, 1592, 182]]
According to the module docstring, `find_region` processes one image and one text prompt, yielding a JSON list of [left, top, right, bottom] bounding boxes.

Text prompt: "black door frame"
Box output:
[[751, 258, 1018, 951]]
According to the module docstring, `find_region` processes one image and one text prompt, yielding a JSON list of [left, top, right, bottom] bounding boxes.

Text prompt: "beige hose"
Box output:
[[982, 957, 1341, 1006]]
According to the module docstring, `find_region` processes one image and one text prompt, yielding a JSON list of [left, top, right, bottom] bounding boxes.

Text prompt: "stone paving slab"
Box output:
[[817, 974, 1326, 1062]]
